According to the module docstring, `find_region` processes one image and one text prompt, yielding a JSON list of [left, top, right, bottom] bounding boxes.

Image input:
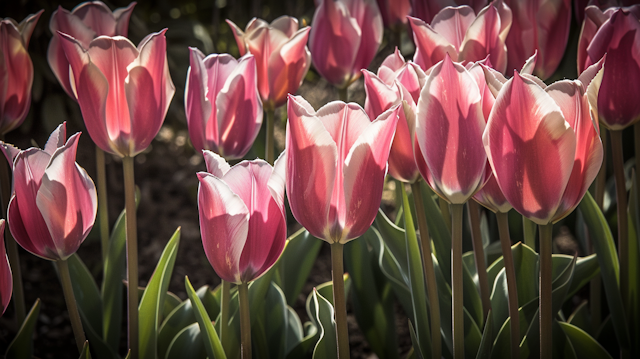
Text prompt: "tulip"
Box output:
[[411, 0, 488, 23], [198, 150, 286, 359], [0, 220, 11, 316], [408, 1, 512, 74], [362, 48, 426, 183], [377, 0, 412, 27], [48, 1, 136, 99], [57, 29, 175, 158], [0, 11, 43, 135], [1, 123, 97, 261], [185, 49, 263, 158], [503, 0, 571, 79], [227, 16, 311, 110], [309, 0, 384, 91]]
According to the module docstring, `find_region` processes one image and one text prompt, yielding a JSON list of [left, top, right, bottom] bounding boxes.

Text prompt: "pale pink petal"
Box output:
[[460, 4, 506, 73], [431, 6, 476, 50], [270, 15, 299, 38], [268, 26, 312, 108], [388, 99, 420, 183], [363, 70, 399, 120], [43, 123, 67, 155], [202, 150, 231, 177], [184, 47, 212, 153], [408, 16, 458, 71], [379, 48, 406, 79], [245, 26, 289, 101], [483, 72, 576, 225], [0, 143, 20, 166], [467, 62, 495, 120], [269, 151, 287, 215], [346, 0, 384, 76], [396, 62, 426, 103], [72, 1, 118, 36], [16, 10, 42, 48], [317, 102, 372, 159], [0, 220, 11, 315], [226, 19, 248, 55], [113, 2, 136, 36], [481, 63, 507, 98], [520, 51, 537, 75], [473, 174, 511, 213], [577, 53, 605, 90]]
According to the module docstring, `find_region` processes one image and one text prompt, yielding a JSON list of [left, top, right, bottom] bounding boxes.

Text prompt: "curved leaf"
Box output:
[[5, 299, 41, 359], [311, 289, 337, 359], [560, 321, 613, 359], [185, 276, 226, 359], [79, 341, 91, 359], [165, 322, 207, 359]]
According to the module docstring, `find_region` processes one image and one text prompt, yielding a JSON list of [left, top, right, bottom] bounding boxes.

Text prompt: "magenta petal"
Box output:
[[408, 16, 457, 71], [535, 0, 572, 79], [460, 4, 506, 73], [348, 0, 384, 78], [484, 72, 576, 225], [388, 101, 420, 183], [473, 175, 511, 213], [578, 6, 607, 74], [0, 220, 11, 315], [363, 70, 399, 120], [185, 48, 212, 153], [72, 1, 118, 36]]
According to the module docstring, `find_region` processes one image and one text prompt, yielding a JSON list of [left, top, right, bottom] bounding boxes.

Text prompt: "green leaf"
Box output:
[[408, 320, 424, 359], [251, 282, 292, 359], [273, 228, 323, 306], [165, 322, 207, 359], [560, 321, 613, 359], [475, 311, 492, 359], [578, 191, 630, 350], [567, 301, 591, 335], [139, 228, 181, 359], [311, 289, 338, 359], [345, 230, 399, 359], [285, 306, 304, 356], [5, 299, 41, 359], [185, 276, 226, 359], [79, 341, 92, 359], [418, 181, 452, 281], [464, 308, 482, 359]]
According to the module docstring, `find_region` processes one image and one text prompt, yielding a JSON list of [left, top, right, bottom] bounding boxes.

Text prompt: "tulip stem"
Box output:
[[338, 87, 349, 102], [611, 130, 628, 311], [331, 242, 350, 359], [411, 182, 441, 359], [591, 127, 607, 331], [522, 217, 536, 249], [0, 149, 26, 324], [467, 200, 491, 322], [238, 282, 251, 359], [451, 203, 464, 359], [635, 124, 640, 213], [220, 279, 231, 355], [497, 212, 520, 359], [539, 223, 553, 359], [440, 198, 452, 232], [265, 108, 275, 164], [96, 146, 110, 265], [123, 155, 139, 359], [56, 259, 86, 353]]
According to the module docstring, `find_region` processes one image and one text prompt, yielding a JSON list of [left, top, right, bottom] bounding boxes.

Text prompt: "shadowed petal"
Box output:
[[203, 150, 231, 177], [408, 16, 457, 71], [268, 27, 311, 108], [431, 6, 476, 50], [0, 220, 11, 315]]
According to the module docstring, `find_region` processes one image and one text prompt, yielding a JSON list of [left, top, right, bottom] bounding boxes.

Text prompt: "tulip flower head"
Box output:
[[412, 0, 489, 24], [0, 220, 11, 316], [578, 5, 640, 129], [377, 0, 412, 27], [286, 95, 400, 244], [309, 0, 384, 88], [1, 123, 98, 261], [483, 62, 604, 224], [185, 49, 263, 159], [58, 29, 175, 158], [408, 1, 512, 74], [48, 1, 136, 98], [0, 11, 43, 135], [227, 16, 311, 110], [363, 48, 426, 183], [198, 151, 286, 284]]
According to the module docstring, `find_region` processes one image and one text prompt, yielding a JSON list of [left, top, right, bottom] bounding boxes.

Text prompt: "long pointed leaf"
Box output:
[[5, 299, 41, 359], [185, 276, 226, 359]]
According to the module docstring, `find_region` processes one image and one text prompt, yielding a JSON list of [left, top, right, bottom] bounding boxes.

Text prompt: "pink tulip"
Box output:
[[578, 6, 640, 129], [0, 220, 11, 316], [197, 151, 286, 284], [48, 1, 136, 98], [483, 63, 604, 224], [412, 0, 488, 23], [286, 95, 399, 243], [57, 30, 175, 158], [414, 55, 490, 204], [227, 16, 311, 110], [363, 48, 426, 183], [377, 0, 412, 27], [1, 123, 98, 261], [185, 49, 263, 159], [503, 0, 571, 80], [309, 0, 384, 88], [0, 11, 43, 135], [408, 1, 512, 74]]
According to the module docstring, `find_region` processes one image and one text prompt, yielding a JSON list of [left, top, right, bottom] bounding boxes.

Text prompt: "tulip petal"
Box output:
[[578, 6, 608, 73], [0, 220, 11, 315], [113, 2, 136, 36], [473, 175, 511, 213], [481, 63, 507, 98], [226, 19, 248, 55], [396, 62, 426, 104], [431, 6, 476, 50], [286, 95, 337, 241], [72, 1, 119, 36], [43, 123, 67, 155], [198, 172, 249, 283], [484, 72, 576, 224], [345, 0, 384, 76], [535, 0, 571, 79], [460, 4, 506, 73], [363, 70, 399, 120], [467, 62, 495, 120], [1, 143, 20, 166], [387, 99, 420, 183], [268, 27, 311, 108], [379, 48, 406, 81], [245, 26, 289, 101], [269, 151, 287, 215], [202, 150, 231, 177], [408, 16, 458, 71], [271, 15, 299, 38], [185, 48, 212, 152]]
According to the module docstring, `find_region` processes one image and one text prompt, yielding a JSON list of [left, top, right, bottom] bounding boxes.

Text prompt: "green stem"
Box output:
[[238, 282, 251, 359], [591, 127, 607, 330], [411, 182, 441, 359], [635, 124, 640, 217], [220, 280, 231, 355], [96, 146, 109, 265], [451, 203, 464, 359], [611, 130, 628, 311], [523, 217, 536, 249], [331, 242, 350, 359], [338, 87, 348, 102], [56, 259, 86, 353], [0, 144, 25, 324], [467, 200, 491, 322], [265, 108, 275, 164], [539, 224, 553, 359], [497, 212, 520, 359], [123, 156, 139, 359], [595, 127, 608, 208], [440, 198, 452, 232]]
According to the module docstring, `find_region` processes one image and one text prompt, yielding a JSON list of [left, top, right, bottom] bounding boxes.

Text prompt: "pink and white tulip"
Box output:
[[286, 95, 399, 244], [415, 55, 490, 204], [185, 49, 262, 159], [411, 0, 488, 23], [48, 1, 136, 98], [197, 151, 286, 284], [57, 30, 175, 158], [483, 63, 604, 224], [377, 0, 412, 27], [1, 123, 98, 261], [578, 5, 640, 129], [363, 48, 426, 183], [0, 11, 43, 135], [227, 16, 311, 110], [0, 220, 11, 316], [309, 0, 384, 88], [408, 1, 512, 74]]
